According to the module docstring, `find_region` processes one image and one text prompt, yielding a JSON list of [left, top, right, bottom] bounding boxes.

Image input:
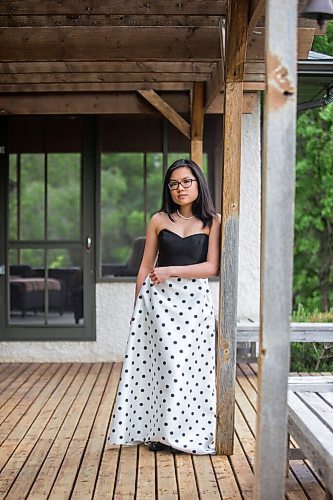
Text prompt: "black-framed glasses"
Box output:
[[168, 178, 197, 190]]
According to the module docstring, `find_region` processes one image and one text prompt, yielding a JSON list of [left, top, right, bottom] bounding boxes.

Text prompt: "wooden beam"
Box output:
[[0, 82, 192, 92], [137, 90, 191, 139], [191, 82, 205, 166], [0, 26, 314, 63], [236, 322, 333, 342], [0, 92, 190, 115], [205, 60, 224, 110], [225, 0, 251, 81], [0, 26, 220, 61], [217, 82, 244, 457], [0, 61, 217, 75], [254, 0, 298, 498], [0, 15, 223, 28], [247, 27, 315, 61], [206, 62, 264, 109], [216, 0, 251, 457], [248, 0, 265, 34], [207, 91, 258, 114], [0, 1, 227, 15], [0, 72, 210, 84]]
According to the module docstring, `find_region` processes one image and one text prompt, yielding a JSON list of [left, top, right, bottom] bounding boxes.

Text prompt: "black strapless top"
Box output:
[[157, 229, 209, 267]]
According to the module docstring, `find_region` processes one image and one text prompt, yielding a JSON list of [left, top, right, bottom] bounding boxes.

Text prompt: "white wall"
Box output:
[[0, 96, 261, 362]]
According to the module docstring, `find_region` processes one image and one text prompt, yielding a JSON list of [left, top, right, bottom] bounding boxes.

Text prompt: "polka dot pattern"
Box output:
[[107, 276, 216, 455]]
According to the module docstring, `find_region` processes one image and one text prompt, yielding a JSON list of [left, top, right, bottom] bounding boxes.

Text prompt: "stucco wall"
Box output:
[[0, 96, 261, 362]]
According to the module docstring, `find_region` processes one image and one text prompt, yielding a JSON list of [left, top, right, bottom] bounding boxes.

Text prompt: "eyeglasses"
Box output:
[[168, 178, 197, 190]]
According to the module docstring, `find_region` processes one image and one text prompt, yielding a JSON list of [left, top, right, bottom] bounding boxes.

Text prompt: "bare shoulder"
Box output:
[[149, 211, 168, 233], [213, 213, 221, 227]]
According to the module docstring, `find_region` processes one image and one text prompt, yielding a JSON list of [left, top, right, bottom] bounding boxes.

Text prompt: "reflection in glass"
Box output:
[[8, 248, 83, 326], [47, 248, 83, 325], [8, 155, 18, 241], [20, 154, 45, 240], [101, 153, 164, 277], [48, 154, 81, 240], [9, 249, 45, 325]]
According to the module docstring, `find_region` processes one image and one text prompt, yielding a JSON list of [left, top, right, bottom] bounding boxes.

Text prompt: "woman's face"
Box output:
[[169, 166, 199, 207]]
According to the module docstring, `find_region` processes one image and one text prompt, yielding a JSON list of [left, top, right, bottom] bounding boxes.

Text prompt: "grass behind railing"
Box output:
[[291, 304, 333, 372]]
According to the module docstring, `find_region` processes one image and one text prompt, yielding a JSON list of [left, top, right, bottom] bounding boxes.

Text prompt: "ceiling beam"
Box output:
[[0, 82, 193, 92], [0, 72, 210, 84], [0, 91, 259, 116], [0, 92, 190, 115], [137, 90, 191, 139], [0, 26, 220, 61], [0, 26, 314, 62], [0, 15, 223, 28], [0, 1, 227, 15], [0, 61, 218, 74], [248, 0, 265, 34]]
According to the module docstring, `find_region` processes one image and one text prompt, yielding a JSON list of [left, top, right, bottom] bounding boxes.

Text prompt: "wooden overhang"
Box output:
[[0, 1, 320, 118]]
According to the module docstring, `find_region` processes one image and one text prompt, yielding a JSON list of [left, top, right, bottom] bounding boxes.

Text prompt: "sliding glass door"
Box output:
[[0, 116, 96, 340]]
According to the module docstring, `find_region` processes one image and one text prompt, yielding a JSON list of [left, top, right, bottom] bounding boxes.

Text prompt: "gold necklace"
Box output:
[[176, 209, 195, 220]]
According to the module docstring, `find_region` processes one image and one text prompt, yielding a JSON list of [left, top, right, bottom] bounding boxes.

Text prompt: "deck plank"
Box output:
[[0, 363, 66, 469], [94, 363, 122, 499], [0, 363, 24, 384], [48, 363, 109, 499], [27, 363, 99, 499], [0, 363, 71, 494], [71, 363, 119, 499], [0, 363, 31, 392], [0, 362, 330, 499], [211, 454, 241, 499], [0, 363, 51, 426], [2, 363, 82, 499], [156, 451, 178, 498], [175, 454, 199, 500], [136, 443, 156, 499], [114, 445, 138, 498], [192, 454, 220, 498]]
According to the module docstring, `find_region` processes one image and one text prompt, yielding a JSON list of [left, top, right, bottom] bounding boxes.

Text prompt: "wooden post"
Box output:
[[254, 0, 298, 498], [191, 82, 205, 167], [216, 0, 250, 456], [216, 81, 243, 456]]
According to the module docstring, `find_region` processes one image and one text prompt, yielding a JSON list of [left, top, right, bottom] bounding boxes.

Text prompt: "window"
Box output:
[[100, 152, 164, 277], [99, 152, 208, 279]]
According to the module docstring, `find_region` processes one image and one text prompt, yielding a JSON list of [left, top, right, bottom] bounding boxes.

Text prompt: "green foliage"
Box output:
[[312, 21, 333, 55], [294, 102, 333, 312], [100, 153, 162, 263], [49, 254, 65, 269], [290, 342, 333, 371], [291, 305, 333, 371]]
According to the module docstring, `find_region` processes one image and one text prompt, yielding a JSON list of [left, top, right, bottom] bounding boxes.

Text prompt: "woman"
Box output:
[[107, 159, 220, 455]]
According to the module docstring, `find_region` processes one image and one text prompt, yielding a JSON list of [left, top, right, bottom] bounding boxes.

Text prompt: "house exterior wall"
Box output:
[[0, 95, 261, 362]]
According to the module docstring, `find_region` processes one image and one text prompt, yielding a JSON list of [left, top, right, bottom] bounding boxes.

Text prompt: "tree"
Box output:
[[312, 21, 333, 56], [294, 102, 333, 311]]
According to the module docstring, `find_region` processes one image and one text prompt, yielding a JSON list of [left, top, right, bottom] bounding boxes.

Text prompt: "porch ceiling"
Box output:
[[0, 1, 321, 112]]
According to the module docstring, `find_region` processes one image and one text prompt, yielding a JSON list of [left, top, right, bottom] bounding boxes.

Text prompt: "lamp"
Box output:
[[301, 0, 333, 28]]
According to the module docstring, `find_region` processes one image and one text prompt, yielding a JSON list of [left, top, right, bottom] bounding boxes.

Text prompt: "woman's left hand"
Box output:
[[149, 267, 171, 284]]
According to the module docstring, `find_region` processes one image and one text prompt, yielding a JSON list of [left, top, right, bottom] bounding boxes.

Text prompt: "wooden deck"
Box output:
[[0, 362, 331, 499]]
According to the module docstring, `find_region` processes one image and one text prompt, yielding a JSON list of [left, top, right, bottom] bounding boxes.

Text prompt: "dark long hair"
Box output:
[[160, 159, 216, 228]]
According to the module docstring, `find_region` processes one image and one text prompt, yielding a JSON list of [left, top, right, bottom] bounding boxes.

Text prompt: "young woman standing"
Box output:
[[107, 159, 220, 455]]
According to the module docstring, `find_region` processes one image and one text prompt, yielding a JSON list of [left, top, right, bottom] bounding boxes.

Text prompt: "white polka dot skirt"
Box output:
[[107, 276, 217, 455]]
